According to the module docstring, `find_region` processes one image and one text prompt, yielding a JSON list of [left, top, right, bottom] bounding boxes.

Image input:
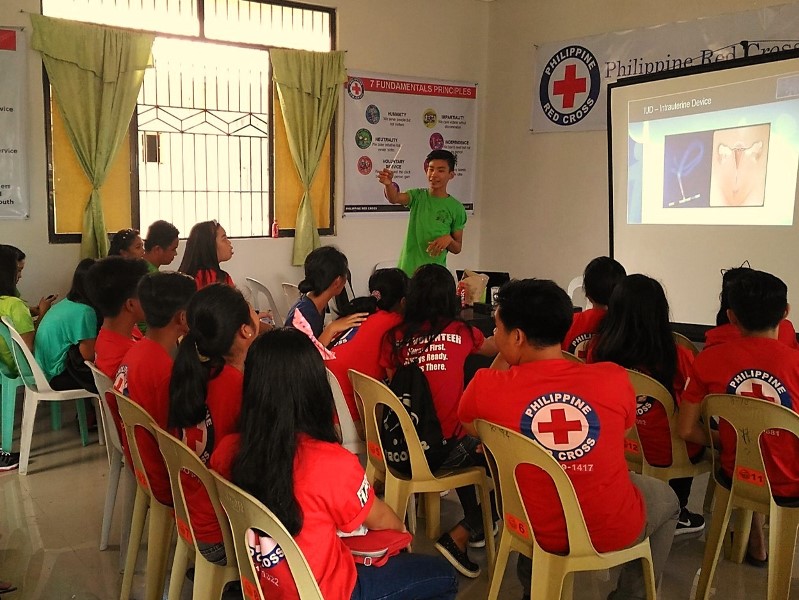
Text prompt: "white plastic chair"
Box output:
[[245, 277, 284, 325], [326, 367, 364, 457], [373, 260, 397, 272], [85, 361, 134, 565], [566, 276, 591, 310], [1, 316, 98, 475], [281, 283, 301, 320]]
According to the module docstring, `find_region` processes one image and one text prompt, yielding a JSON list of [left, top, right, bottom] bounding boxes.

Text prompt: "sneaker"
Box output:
[[468, 521, 500, 548], [434, 533, 480, 578], [675, 508, 705, 535], [0, 450, 19, 472]]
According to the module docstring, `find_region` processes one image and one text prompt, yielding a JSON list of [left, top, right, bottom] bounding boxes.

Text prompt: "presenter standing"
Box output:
[[377, 149, 466, 276]]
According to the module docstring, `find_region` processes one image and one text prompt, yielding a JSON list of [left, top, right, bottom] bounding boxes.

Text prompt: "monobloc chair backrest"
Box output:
[[211, 471, 323, 600], [349, 369, 435, 480], [85, 361, 122, 454], [566, 276, 591, 310], [702, 394, 799, 505], [282, 283, 301, 315], [2, 316, 50, 392], [672, 332, 700, 357], [561, 350, 584, 364], [245, 277, 284, 325], [153, 426, 236, 564], [475, 419, 599, 557], [0, 319, 19, 380], [327, 367, 364, 455]]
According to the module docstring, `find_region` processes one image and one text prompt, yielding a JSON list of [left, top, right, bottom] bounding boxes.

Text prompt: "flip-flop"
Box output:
[[0, 581, 17, 595], [745, 550, 768, 568]]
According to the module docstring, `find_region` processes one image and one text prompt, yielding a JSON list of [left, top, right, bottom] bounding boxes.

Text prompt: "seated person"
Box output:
[[590, 274, 704, 534], [169, 283, 258, 564], [108, 228, 146, 259], [142, 220, 180, 273], [210, 328, 458, 600], [705, 265, 798, 349], [562, 256, 625, 357], [679, 268, 799, 566], [285, 246, 367, 350], [459, 279, 679, 600], [325, 268, 409, 430], [178, 220, 235, 289], [380, 264, 497, 578], [35, 259, 99, 392], [6, 245, 57, 319], [115, 271, 196, 505], [0, 245, 34, 376]]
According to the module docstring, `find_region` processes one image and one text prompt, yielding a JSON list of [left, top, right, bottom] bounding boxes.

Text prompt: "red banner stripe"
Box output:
[[354, 77, 476, 99], [0, 30, 17, 52]]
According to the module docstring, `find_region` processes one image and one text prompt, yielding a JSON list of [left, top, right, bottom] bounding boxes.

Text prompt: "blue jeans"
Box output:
[[351, 553, 458, 600]]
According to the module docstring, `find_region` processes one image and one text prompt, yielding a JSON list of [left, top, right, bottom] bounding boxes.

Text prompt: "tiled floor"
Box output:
[[1, 401, 797, 599]]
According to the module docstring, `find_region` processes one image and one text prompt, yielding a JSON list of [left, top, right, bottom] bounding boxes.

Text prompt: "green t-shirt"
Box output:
[[397, 188, 467, 276], [34, 298, 97, 381], [0, 295, 34, 376]]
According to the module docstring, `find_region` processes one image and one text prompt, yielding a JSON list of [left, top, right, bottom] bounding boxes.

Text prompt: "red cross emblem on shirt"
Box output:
[[537, 408, 583, 444], [740, 382, 777, 404], [183, 426, 207, 456], [553, 64, 586, 109]]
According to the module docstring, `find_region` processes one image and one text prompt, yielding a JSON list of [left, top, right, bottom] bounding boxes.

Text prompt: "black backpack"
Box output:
[[381, 361, 450, 475]]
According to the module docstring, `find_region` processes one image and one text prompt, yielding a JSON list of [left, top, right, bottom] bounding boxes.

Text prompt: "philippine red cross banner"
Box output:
[[0, 27, 28, 219], [532, 3, 799, 132], [343, 71, 478, 215]]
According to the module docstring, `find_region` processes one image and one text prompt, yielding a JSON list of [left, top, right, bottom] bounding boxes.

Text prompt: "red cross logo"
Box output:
[[183, 426, 207, 456], [537, 408, 583, 444], [351, 81, 363, 96], [553, 64, 586, 109], [740, 382, 777, 403]]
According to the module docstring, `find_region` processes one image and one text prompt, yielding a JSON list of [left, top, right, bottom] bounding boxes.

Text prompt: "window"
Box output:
[[42, 0, 335, 241]]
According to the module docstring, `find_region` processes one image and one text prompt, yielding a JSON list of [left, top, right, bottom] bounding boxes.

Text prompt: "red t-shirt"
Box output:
[[180, 365, 244, 544], [683, 336, 799, 498], [95, 327, 137, 469], [210, 433, 375, 599], [194, 269, 234, 290], [459, 359, 646, 554], [561, 307, 606, 358], [116, 338, 175, 505], [704, 320, 799, 350], [326, 310, 403, 422], [380, 320, 484, 439]]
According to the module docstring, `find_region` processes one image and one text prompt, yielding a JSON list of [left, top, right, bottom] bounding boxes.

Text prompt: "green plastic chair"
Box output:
[[0, 318, 22, 451]]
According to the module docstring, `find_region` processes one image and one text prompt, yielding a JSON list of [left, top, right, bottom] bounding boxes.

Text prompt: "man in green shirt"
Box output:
[[378, 149, 467, 276], [142, 220, 180, 274]]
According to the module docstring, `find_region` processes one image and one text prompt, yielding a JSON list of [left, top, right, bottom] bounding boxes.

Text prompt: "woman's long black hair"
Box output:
[[592, 274, 677, 393], [169, 284, 252, 428], [231, 328, 339, 535], [178, 221, 225, 281]]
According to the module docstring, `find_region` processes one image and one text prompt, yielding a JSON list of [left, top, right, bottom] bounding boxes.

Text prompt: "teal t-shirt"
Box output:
[[34, 298, 97, 381], [0, 295, 34, 376], [397, 188, 467, 276]]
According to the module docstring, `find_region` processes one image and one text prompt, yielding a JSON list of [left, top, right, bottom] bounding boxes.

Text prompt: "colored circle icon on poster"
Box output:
[[347, 77, 365, 100], [423, 109, 438, 128], [365, 105, 381, 124], [357, 156, 373, 175], [355, 128, 373, 149], [429, 133, 444, 150]]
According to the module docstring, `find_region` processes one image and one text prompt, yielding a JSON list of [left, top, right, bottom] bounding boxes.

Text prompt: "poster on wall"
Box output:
[[533, 3, 799, 133], [343, 71, 478, 215], [0, 27, 27, 219]]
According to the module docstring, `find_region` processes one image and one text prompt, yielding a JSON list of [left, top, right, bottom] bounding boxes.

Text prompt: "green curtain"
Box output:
[[271, 49, 346, 266], [30, 15, 153, 258]]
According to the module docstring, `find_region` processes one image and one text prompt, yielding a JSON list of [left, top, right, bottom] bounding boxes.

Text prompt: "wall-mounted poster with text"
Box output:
[[0, 27, 27, 219], [343, 71, 478, 215]]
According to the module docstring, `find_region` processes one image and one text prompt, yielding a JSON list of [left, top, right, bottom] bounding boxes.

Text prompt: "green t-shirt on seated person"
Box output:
[[397, 188, 467, 277], [0, 295, 35, 377], [34, 298, 97, 381]]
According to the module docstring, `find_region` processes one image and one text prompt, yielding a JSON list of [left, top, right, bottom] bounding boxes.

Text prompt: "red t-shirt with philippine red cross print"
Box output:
[[210, 432, 374, 599], [459, 358, 645, 555], [683, 336, 799, 498], [380, 320, 484, 440], [561, 307, 606, 359]]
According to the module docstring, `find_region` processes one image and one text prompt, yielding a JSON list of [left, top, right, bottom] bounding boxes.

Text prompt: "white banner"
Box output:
[[533, 3, 799, 133], [343, 71, 478, 215], [0, 27, 27, 219]]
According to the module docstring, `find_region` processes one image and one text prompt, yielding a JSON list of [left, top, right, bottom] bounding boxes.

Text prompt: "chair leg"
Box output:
[[1, 376, 19, 451], [93, 396, 106, 449], [100, 448, 123, 550], [479, 481, 497, 582], [703, 474, 716, 514], [144, 503, 175, 600], [729, 509, 752, 564], [18, 394, 38, 475], [384, 478, 411, 527], [120, 487, 149, 600], [76, 398, 90, 447], [50, 402, 62, 431], [695, 487, 734, 600], [194, 561, 236, 600], [486, 530, 513, 600], [530, 557, 565, 600], [766, 507, 799, 600], [119, 468, 136, 572], [166, 539, 191, 600], [424, 492, 441, 539], [560, 572, 574, 600]]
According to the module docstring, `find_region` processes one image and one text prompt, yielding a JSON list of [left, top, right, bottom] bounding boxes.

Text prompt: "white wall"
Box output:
[[0, 0, 490, 315], [479, 0, 798, 291]]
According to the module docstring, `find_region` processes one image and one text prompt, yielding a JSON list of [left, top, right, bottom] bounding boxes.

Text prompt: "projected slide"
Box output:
[[626, 74, 799, 225]]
